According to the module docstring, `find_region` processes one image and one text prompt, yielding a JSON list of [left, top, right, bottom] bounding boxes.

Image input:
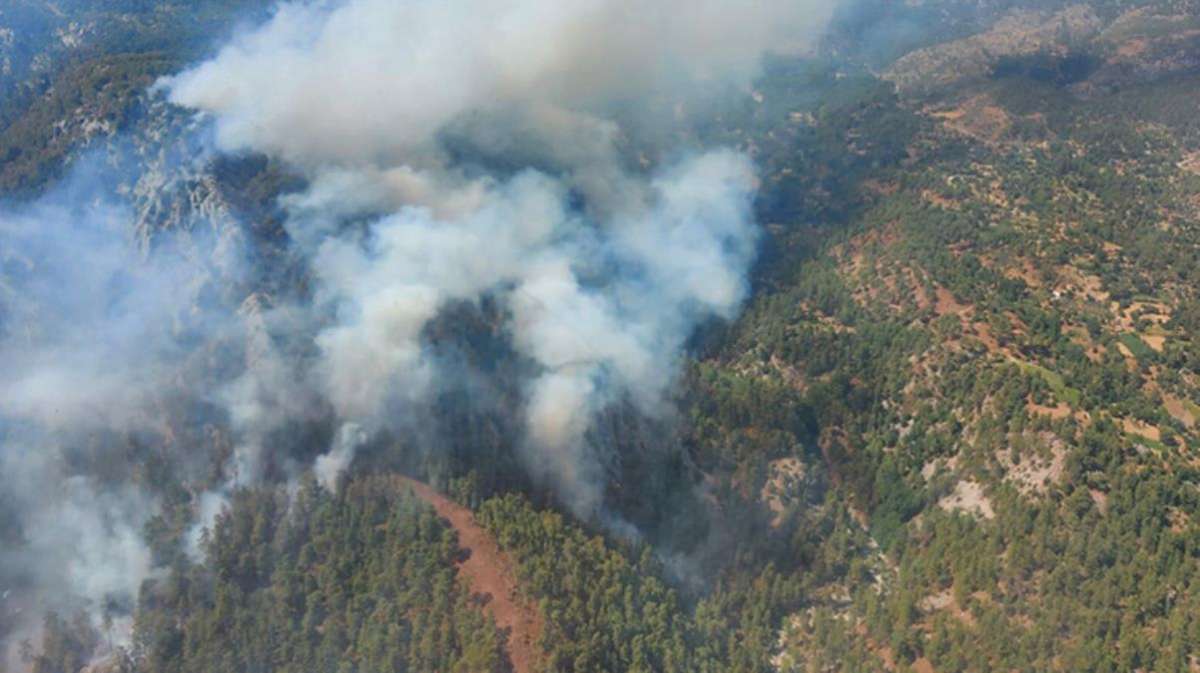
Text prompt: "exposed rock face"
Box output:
[[117, 104, 241, 248], [0, 3, 94, 96]]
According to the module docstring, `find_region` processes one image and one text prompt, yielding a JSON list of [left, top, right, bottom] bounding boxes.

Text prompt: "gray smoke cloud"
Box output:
[[2, 0, 839, 665], [0, 171, 249, 668], [165, 0, 830, 172], [163, 0, 829, 517], [314, 422, 366, 491]]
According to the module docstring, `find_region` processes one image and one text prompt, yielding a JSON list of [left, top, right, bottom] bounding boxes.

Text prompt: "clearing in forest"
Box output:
[[395, 476, 544, 673]]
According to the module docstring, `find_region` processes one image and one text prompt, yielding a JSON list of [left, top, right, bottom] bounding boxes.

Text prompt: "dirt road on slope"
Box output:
[[394, 476, 543, 673]]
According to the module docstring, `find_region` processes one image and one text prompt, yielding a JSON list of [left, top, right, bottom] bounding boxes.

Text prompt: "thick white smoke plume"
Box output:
[[1, 0, 837, 665], [164, 0, 830, 515], [167, 0, 828, 172]]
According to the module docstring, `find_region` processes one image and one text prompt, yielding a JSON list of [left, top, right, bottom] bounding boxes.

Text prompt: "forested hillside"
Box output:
[[33, 477, 510, 673], [3, 0, 1200, 672]]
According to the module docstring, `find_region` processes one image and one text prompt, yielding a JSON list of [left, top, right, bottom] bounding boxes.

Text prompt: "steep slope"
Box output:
[[119, 477, 514, 673], [697, 6, 1200, 671], [394, 477, 543, 673]]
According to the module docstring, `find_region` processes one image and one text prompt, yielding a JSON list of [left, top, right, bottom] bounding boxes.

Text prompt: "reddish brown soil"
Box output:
[[395, 476, 543, 673], [934, 286, 969, 316]]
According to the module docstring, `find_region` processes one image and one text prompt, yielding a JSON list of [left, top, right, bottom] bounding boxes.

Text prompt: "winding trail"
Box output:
[[394, 476, 543, 673]]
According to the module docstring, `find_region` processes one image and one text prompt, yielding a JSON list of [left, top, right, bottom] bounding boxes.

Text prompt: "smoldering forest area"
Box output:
[[5, 0, 1200, 672]]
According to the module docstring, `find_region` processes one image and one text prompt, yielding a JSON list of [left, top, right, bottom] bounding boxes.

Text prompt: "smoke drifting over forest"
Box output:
[[0, 0, 836, 666], [0, 168, 245, 666]]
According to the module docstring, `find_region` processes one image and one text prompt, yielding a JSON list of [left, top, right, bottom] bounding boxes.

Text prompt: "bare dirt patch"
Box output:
[[761, 457, 806, 528], [934, 287, 969, 316], [1180, 151, 1200, 175], [1000, 435, 1067, 496], [1028, 400, 1072, 420], [929, 94, 1013, 144], [1006, 258, 1044, 288], [1116, 341, 1139, 371], [1164, 396, 1196, 427], [1143, 334, 1167, 352], [922, 188, 962, 210], [1123, 418, 1162, 443], [395, 477, 543, 673], [1065, 324, 1105, 361], [769, 353, 809, 393], [1057, 266, 1109, 302], [939, 480, 995, 519], [971, 321, 1003, 353], [834, 223, 902, 275], [920, 589, 977, 628], [1115, 301, 1172, 332], [910, 269, 933, 311], [1168, 507, 1191, 533]]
